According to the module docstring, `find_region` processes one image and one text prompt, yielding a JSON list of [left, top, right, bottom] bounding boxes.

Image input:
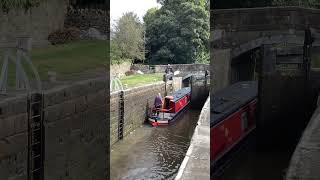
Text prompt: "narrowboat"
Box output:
[[211, 81, 258, 175], [148, 87, 191, 126]]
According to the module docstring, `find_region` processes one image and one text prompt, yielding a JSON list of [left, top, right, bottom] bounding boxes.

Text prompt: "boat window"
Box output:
[[241, 112, 248, 131]]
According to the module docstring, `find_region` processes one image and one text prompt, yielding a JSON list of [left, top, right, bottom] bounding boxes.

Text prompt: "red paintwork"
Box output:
[[169, 94, 191, 113], [149, 92, 191, 127], [211, 99, 257, 162]]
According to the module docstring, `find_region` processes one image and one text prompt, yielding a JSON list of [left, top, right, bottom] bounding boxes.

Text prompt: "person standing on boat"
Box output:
[[154, 93, 163, 117], [165, 64, 173, 74]]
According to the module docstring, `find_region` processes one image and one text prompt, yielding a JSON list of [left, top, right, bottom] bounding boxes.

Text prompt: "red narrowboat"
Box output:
[[148, 87, 191, 126], [211, 81, 258, 174]]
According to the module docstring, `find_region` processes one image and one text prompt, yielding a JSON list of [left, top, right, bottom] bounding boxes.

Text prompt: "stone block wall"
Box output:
[[110, 82, 166, 147], [43, 77, 108, 180], [286, 97, 320, 180], [212, 7, 320, 32], [130, 64, 153, 73], [0, 0, 67, 47], [65, 8, 109, 35], [0, 95, 28, 180], [110, 92, 120, 146], [211, 7, 320, 50], [123, 83, 165, 137], [0, 76, 108, 179], [110, 63, 131, 77]]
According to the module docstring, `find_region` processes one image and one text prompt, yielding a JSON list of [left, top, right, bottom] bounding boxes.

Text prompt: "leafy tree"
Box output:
[[272, 0, 320, 8], [211, 0, 272, 9], [211, 0, 320, 9], [0, 0, 43, 12], [144, 0, 209, 64], [110, 40, 124, 65], [112, 12, 145, 64]]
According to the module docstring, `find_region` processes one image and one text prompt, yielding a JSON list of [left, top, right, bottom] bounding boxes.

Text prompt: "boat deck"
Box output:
[[150, 112, 175, 121], [170, 87, 191, 102], [211, 81, 258, 127]]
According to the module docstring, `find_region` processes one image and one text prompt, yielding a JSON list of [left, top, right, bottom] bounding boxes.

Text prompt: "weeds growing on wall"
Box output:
[[0, 0, 44, 12]]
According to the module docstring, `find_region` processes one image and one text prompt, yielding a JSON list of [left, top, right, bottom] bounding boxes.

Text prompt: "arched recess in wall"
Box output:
[[227, 34, 305, 83], [230, 34, 305, 59]]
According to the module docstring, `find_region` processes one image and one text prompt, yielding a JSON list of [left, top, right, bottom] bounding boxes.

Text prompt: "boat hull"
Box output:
[[211, 81, 258, 176], [148, 101, 190, 126], [148, 87, 191, 126]]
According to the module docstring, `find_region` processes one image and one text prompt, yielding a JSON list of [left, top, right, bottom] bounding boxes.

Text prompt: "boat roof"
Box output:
[[211, 81, 258, 127], [168, 87, 191, 102]]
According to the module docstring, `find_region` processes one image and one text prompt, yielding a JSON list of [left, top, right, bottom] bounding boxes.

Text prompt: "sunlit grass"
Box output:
[[0, 40, 108, 86], [120, 73, 163, 88]]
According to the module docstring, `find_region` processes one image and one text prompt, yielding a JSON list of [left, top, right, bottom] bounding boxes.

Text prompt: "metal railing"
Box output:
[[0, 37, 42, 94], [110, 76, 124, 92]]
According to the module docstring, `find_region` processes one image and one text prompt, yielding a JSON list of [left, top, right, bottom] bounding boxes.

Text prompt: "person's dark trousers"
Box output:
[[155, 105, 161, 116]]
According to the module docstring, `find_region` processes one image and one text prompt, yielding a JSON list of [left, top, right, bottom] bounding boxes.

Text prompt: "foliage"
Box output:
[[48, 27, 81, 45], [112, 12, 145, 64], [311, 53, 320, 68], [272, 0, 320, 8], [144, 0, 209, 65], [110, 40, 122, 65], [0, 0, 43, 11], [211, 0, 272, 9], [212, 0, 320, 8]]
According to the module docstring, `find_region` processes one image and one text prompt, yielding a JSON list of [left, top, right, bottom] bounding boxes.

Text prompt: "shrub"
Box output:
[[48, 27, 81, 45]]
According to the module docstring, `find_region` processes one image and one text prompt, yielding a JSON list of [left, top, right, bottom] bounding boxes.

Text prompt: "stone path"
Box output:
[[286, 99, 320, 180], [175, 97, 210, 180]]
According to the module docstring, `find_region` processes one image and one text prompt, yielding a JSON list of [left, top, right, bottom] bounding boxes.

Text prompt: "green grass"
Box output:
[[312, 54, 320, 68], [120, 73, 163, 88], [0, 40, 108, 85]]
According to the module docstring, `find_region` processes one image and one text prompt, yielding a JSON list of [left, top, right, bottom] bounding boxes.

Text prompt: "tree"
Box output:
[[211, 0, 320, 9], [110, 40, 124, 65], [112, 12, 145, 64], [211, 0, 272, 9], [144, 0, 210, 64], [272, 0, 320, 8], [0, 0, 43, 12]]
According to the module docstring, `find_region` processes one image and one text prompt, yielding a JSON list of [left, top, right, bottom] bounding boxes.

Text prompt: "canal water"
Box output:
[[216, 133, 296, 180], [110, 108, 203, 180], [110, 77, 208, 180]]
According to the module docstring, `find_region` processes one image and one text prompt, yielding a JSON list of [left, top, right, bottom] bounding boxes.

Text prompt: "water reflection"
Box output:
[[216, 135, 294, 180], [111, 109, 201, 180]]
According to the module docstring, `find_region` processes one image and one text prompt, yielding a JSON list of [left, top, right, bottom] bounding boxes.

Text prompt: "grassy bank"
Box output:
[[120, 73, 163, 88], [0, 40, 107, 85], [312, 54, 320, 68]]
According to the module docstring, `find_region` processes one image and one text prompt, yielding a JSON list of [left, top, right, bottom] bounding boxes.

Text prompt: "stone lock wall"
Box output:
[[110, 82, 166, 147], [211, 7, 320, 91], [110, 92, 120, 146], [0, 76, 108, 180], [44, 77, 108, 180], [0, 95, 29, 180]]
